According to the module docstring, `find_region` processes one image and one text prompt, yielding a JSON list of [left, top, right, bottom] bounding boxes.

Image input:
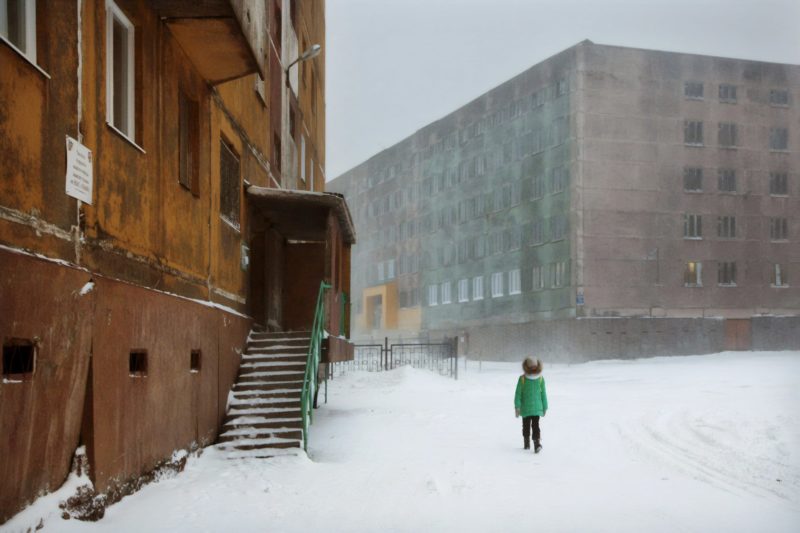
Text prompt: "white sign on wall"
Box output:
[[65, 136, 93, 204]]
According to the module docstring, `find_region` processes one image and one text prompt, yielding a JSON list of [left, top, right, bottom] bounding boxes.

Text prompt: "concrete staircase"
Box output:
[[217, 330, 310, 459]]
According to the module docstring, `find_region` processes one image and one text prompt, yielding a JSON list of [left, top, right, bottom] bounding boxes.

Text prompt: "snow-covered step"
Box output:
[[233, 380, 304, 392], [240, 361, 306, 369], [217, 436, 301, 451], [231, 388, 302, 400], [237, 371, 305, 383], [218, 428, 302, 443], [227, 406, 302, 418], [222, 416, 303, 431], [242, 352, 307, 361], [229, 397, 301, 410], [223, 448, 301, 460]]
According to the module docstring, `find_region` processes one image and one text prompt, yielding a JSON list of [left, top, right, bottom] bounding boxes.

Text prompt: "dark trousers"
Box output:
[[522, 416, 541, 444]]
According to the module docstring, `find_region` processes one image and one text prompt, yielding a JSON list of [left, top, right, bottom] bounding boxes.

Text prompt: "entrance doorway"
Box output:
[[724, 319, 752, 351]]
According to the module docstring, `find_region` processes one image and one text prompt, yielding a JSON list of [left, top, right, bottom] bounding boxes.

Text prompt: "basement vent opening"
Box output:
[[129, 350, 148, 377], [2, 339, 36, 380], [190, 349, 201, 373]]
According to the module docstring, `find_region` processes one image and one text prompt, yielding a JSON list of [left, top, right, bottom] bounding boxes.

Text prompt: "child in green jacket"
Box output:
[[514, 357, 548, 453]]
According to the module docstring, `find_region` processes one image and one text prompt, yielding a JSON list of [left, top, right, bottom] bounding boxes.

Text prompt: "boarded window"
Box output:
[[129, 349, 147, 377], [179, 91, 199, 194], [2, 338, 35, 379], [219, 139, 241, 229]]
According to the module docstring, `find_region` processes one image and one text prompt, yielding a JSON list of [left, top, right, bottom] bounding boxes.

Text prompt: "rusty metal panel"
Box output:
[[0, 251, 94, 523]]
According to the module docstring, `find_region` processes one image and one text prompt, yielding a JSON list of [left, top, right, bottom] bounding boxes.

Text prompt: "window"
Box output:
[[769, 172, 788, 195], [717, 216, 736, 239], [718, 262, 737, 286], [771, 264, 788, 287], [0, 0, 36, 61], [769, 128, 788, 151], [2, 338, 35, 380], [491, 272, 504, 298], [377, 262, 385, 282], [684, 214, 702, 239], [441, 281, 452, 304], [472, 276, 484, 300], [387, 259, 395, 279], [550, 215, 567, 241], [427, 285, 438, 306], [190, 349, 201, 373], [684, 121, 703, 146], [770, 89, 789, 107], [106, 0, 136, 139], [179, 91, 199, 194], [556, 78, 568, 96], [508, 269, 521, 295], [718, 169, 736, 192], [458, 279, 469, 303], [684, 82, 703, 100], [530, 220, 545, 246], [552, 261, 567, 288], [551, 166, 568, 194], [684, 167, 703, 192], [684, 261, 702, 287], [718, 123, 737, 148], [532, 175, 545, 199], [532, 265, 545, 290], [719, 84, 737, 103], [219, 139, 241, 229], [770, 217, 788, 241], [129, 349, 147, 377]]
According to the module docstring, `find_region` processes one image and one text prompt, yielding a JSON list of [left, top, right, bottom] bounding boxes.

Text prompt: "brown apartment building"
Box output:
[[0, 0, 353, 522], [330, 41, 798, 360]]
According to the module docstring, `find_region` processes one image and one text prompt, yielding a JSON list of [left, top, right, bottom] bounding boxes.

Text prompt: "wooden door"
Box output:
[[724, 319, 752, 351]]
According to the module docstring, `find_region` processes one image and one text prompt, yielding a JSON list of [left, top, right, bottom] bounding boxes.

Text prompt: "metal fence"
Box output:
[[329, 337, 458, 380]]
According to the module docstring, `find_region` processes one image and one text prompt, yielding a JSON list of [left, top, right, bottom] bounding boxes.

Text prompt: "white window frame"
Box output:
[[106, 0, 136, 140], [771, 264, 788, 287], [508, 269, 521, 295], [685, 261, 703, 287], [0, 0, 36, 62], [377, 262, 385, 282], [441, 281, 452, 304], [386, 259, 395, 279], [491, 272, 503, 298], [458, 279, 469, 303], [532, 265, 544, 290], [472, 276, 484, 301], [552, 262, 566, 288], [427, 285, 438, 306]]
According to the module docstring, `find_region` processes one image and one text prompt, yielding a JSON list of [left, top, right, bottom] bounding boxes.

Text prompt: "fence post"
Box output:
[[384, 336, 390, 370], [454, 336, 459, 381]]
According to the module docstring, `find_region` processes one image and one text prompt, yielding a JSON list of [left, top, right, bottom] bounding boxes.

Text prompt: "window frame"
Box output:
[[105, 0, 136, 141], [717, 261, 737, 287], [508, 269, 522, 295], [472, 276, 484, 301], [0, 0, 37, 62], [491, 272, 504, 298], [684, 261, 703, 287], [684, 214, 703, 239], [458, 279, 469, 303]]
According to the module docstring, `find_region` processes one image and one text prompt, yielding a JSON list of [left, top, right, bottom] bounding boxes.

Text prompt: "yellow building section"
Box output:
[[354, 282, 422, 333]]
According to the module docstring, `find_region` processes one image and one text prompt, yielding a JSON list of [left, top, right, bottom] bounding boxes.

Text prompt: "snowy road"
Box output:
[[6, 351, 800, 532]]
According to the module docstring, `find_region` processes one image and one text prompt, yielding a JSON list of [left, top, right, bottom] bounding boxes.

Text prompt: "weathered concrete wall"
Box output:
[[453, 316, 798, 363], [0, 250, 94, 523]]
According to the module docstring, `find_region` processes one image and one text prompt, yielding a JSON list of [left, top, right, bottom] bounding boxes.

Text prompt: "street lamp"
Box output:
[[285, 43, 321, 78]]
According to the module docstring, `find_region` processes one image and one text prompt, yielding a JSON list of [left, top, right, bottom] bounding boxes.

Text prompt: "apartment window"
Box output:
[[532, 265, 545, 290], [2, 338, 35, 380], [684, 82, 703, 100], [508, 269, 521, 295], [684, 261, 702, 287], [771, 264, 788, 287], [491, 272, 504, 298], [377, 262, 385, 282], [717, 216, 736, 239], [129, 349, 147, 377], [0, 0, 36, 61], [718, 123, 737, 148], [529, 220, 545, 246], [684, 167, 703, 192], [718, 169, 736, 193], [769, 128, 788, 151], [387, 259, 395, 280], [472, 276, 484, 300], [441, 281, 452, 304], [718, 262, 737, 286], [719, 84, 737, 103], [552, 261, 567, 288], [550, 215, 567, 242], [684, 214, 702, 239], [219, 139, 241, 229], [190, 349, 201, 373], [458, 279, 469, 303], [769, 89, 789, 107], [556, 78, 568, 96], [684, 121, 703, 146], [427, 285, 438, 306], [770, 217, 788, 241], [532, 175, 545, 199], [106, 0, 136, 140], [769, 172, 788, 195], [551, 166, 568, 194], [178, 91, 199, 194]]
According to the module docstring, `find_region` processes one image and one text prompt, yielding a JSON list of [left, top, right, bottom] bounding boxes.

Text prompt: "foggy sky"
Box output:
[[325, 0, 800, 180]]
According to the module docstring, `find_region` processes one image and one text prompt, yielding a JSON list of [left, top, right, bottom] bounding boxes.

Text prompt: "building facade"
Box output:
[[1, 0, 351, 523], [329, 41, 799, 359]]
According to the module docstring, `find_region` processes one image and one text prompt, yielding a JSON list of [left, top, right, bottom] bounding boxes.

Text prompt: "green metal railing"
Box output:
[[300, 280, 331, 451]]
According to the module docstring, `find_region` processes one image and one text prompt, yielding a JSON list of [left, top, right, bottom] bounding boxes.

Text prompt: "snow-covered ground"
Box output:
[[5, 351, 800, 532]]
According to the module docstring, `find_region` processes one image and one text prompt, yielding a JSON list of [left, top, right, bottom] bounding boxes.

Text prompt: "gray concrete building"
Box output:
[[329, 41, 800, 360]]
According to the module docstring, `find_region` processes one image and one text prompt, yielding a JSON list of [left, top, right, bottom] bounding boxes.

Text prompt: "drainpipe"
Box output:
[[74, 0, 84, 265]]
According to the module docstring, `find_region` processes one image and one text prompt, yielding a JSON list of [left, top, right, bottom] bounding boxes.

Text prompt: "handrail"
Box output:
[[300, 280, 331, 451]]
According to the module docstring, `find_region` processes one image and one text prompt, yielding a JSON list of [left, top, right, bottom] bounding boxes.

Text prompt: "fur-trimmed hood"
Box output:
[[522, 357, 543, 376]]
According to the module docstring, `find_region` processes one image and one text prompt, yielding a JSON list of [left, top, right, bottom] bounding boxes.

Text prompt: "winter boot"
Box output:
[[534, 441, 542, 454], [524, 437, 530, 450]]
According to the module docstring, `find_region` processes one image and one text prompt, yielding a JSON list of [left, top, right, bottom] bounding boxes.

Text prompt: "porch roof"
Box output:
[[247, 187, 357, 245]]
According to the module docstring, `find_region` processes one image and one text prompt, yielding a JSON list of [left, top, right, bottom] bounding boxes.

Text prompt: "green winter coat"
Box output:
[[514, 375, 548, 417]]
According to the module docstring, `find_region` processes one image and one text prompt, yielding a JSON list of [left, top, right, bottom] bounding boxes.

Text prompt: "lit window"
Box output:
[[106, 0, 136, 139], [684, 261, 702, 287], [0, 0, 36, 61]]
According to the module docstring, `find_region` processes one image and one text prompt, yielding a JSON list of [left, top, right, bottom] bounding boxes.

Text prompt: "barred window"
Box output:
[[717, 216, 736, 239], [718, 262, 737, 286], [684, 82, 704, 100], [718, 169, 736, 192], [684, 214, 702, 239], [684, 167, 703, 192]]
